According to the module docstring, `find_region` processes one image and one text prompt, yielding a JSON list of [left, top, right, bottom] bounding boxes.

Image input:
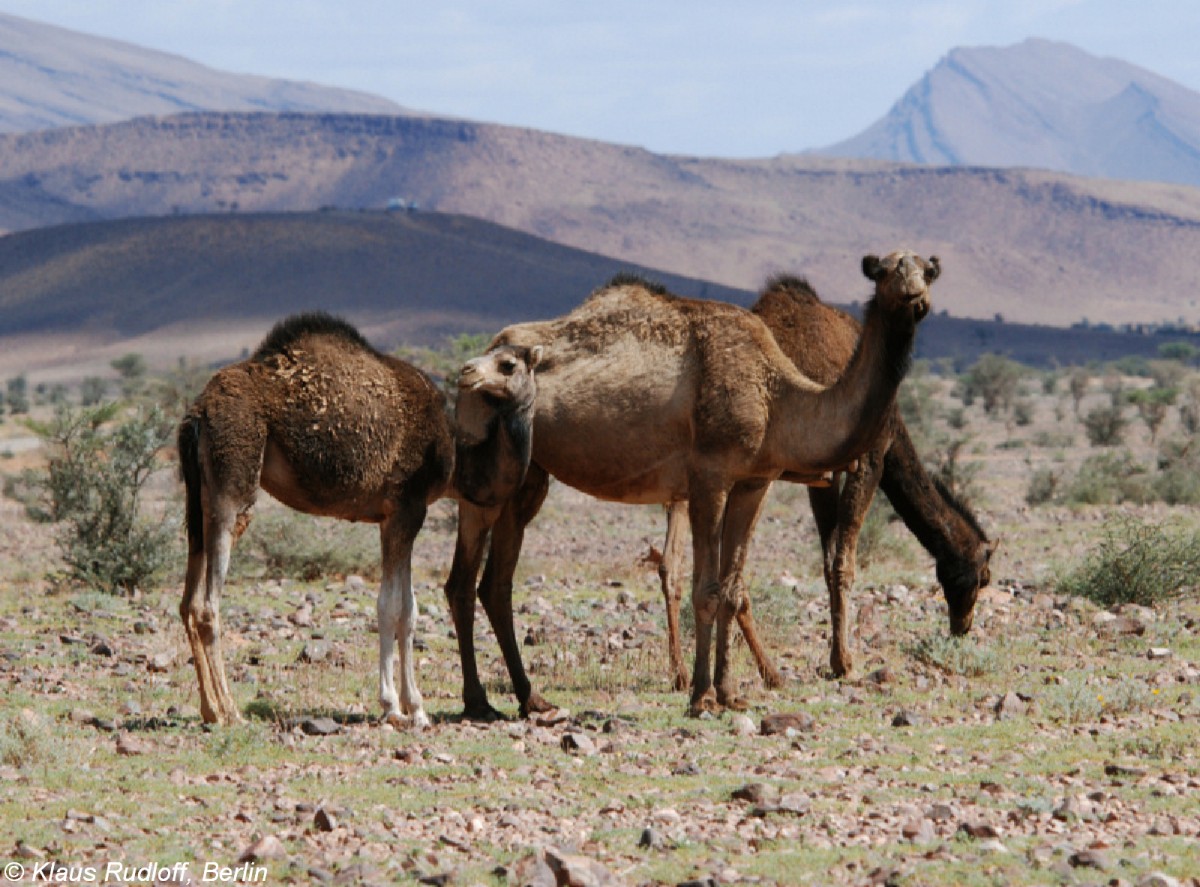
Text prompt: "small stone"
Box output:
[[289, 605, 314, 627], [238, 834, 286, 863], [891, 709, 920, 727], [70, 708, 97, 725], [1105, 616, 1146, 637], [994, 691, 1028, 720], [1068, 848, 1108, 870], [638, 827, 665, 849], [534, 708, 571, 727], [730, 714, 756, 736], [299, 717, 340, 736], [115, 733, 143, 756], [1104, 762, 1148, 778], [148, 651, 175, 673], [1147, 647, 1172, 660], [760, 712, 814, 735], [89, 639, 115, 657], [543, 848, 622, 887], [867, 667, 896, 685], [560, 732, 596, 756], [1054, 794, 1091, 822], [901, 818, 936, 843], [14, 841, 45, 860], [313, 807, 337, 832], [1137, 873, 1182, 887], [928, 803, 955, 821], [959, 821, 1001, 839], [732, 783, 780, 805], [298, 641, 330, 664]]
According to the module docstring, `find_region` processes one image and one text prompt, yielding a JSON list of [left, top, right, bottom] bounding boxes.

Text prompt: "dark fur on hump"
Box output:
[[596, 272, 670, 297], [760, 274, 820, 304], [252, 312, 373, 362]]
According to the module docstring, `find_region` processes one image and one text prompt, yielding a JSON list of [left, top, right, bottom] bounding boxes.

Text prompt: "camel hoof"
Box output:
[[687, 690, 722, 718], [761, 668, 786, 690], [384, 710, 429, 731], [462, 702, 507, 723], [719, 694, 749, 712]]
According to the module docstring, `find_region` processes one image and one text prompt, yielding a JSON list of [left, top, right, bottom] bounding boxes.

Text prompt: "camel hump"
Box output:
[[252, 312, 373, 362], [755, 275, 821, 309], [595, 272, 670, 297]]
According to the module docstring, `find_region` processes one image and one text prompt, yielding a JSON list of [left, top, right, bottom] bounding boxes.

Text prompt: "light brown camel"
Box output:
[[177, 312, 539, 727], [444, 251, 940, 718], [657, 276, 996, 689]]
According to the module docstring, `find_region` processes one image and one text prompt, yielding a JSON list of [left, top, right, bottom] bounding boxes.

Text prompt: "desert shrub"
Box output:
[[945, 407, 966, 430], [928, 436, 982, 504], [1057, 516, 1200, 607], [395, 332, 493, 395], [1032, 429, 1074, 448], [24, 402, 176, 594], [959, 354, 1024, 416], [1126, 386, 1176, 442], [1025, 467, 1060, 506], [1082, 402, 1127, 447], [1012, 399, 1035, 426], [1067, 366, 1091, 415], [5, 375, 29, 415], [908, 634, 998, 677], [1062, 450, 1153, 506], [235, 509, 379, 582], [79, 376, 108, 406], [1154, 436, 1200, 505]]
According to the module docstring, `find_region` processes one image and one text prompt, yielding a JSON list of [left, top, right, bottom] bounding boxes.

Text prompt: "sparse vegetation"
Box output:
[[1057, 515, 1200, 607]]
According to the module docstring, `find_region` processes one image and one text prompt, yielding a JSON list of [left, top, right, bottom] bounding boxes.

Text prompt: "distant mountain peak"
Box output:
[[0, 11, 407, 133], [822, 39, 1200, 186]]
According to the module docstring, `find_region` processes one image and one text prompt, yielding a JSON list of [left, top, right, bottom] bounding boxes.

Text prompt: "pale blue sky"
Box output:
[[1, 0, 1198, 157]]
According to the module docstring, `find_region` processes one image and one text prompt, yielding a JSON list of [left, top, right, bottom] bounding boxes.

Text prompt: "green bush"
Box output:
[[1082, 402, 1127, 447], [24, 403, 176, 594], [1062, 450, 1153, 505], [1058, 516, 1200, 607], [235, 510, 379, 582], [1025, 467, 1060, 506], [1154, 436, 1200, 505]]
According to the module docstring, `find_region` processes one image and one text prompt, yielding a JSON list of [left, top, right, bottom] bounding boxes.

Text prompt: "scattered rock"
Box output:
[[89, 639, 115, 657], [994, 691, 1028, 720], [638, 827, 666, 850], [299, 717, 340, 736], [313, 807, 337, 832], [115, 733, 143, 756], [148, 651, 175, 673], [760, 712, 814, 735], [561, 732, 596, 756], [901, 818, 936, 843], [238, 834, 286, 863], [867, 666, 896, 685], [1068, 848, 1108, 870], [298, 641, 330, 664], [958, 821, 1001, 839], [534, 708, 571, 727], [730, 714, 756, 736], [509, 853, 557, 887], [1137, 873, 1182, 887], [1147, 647, 1172, 660], [891, 709, 920, 727], [288, 604, 314, 627], [543, 847, 623, 887], [1104, 762, 1149, 778], [732, 783, 780, 805]]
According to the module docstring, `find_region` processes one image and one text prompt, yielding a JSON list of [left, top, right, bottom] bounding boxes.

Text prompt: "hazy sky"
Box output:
[[2, 1, 1199, 157]]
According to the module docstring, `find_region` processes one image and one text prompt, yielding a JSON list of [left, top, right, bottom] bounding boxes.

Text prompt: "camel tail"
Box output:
[[177, 415, 204, 557]]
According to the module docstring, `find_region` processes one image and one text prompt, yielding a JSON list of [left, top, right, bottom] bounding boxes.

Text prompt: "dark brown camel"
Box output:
[[444, 251, 941, 719], [658, 276, 996, 689], [177, 312, 539, 727]]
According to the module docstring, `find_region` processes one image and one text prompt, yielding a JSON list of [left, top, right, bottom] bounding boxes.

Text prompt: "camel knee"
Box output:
[[691, 585, 720, 624]]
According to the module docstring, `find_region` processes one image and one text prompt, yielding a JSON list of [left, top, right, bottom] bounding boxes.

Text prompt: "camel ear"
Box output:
[[925, 256, 941, 282], [527, 345, 544, 370], [861, 255, 885, 282]]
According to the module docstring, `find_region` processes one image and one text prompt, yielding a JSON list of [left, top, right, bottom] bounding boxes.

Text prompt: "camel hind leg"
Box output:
[[178, 411, 259, 725], [659, 501, 691, 691], [378, 502, 429, 729]]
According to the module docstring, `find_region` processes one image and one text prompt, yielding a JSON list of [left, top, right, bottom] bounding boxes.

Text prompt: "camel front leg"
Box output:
[[476, 464, 551, 718], [687, 480, 727, 716], [378, 507, 429, 729], [660, 501, 691, 691], [810, 448, 884, 678], [444, 499, 503, 720], [713, 479, 770, 710]]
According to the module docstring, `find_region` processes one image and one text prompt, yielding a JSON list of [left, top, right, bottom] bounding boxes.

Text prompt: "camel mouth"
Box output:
[[949, 611, 974, 635]]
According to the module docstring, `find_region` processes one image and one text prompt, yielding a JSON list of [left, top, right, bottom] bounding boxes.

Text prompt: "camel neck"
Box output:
[[769, 297, 916, 473]]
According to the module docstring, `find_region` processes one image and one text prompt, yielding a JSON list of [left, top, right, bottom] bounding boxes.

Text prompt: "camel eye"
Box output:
[[499, 358, 517, 375]]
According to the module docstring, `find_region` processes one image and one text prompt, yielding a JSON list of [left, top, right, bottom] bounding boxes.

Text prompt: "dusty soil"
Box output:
[[0, 373, 1198, 886]]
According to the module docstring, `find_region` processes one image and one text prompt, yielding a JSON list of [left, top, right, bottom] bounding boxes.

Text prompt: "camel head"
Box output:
[[861, 250, 940, 322], [939, 537, 998, 636], [457, 344, 542, 410]]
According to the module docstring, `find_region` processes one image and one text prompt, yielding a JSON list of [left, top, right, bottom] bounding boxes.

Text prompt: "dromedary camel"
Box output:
[[177, 312, 539, 727], [444, 251, 941, 718], [657, 275, 996, 690]]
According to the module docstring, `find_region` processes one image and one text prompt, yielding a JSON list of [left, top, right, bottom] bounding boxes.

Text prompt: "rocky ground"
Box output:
[[0, 373, 1198, 886]]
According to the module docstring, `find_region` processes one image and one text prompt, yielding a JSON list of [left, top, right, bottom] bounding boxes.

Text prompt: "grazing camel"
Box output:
[[177, 312, 539, 727], [657, 276, 996, 690], [445, 251, 941, 718]]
